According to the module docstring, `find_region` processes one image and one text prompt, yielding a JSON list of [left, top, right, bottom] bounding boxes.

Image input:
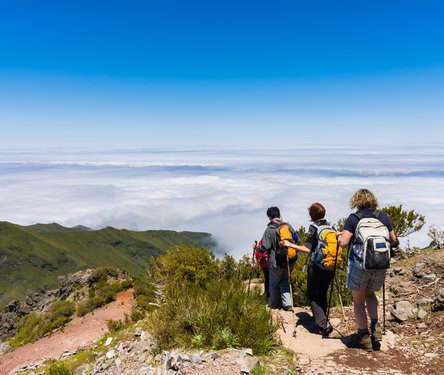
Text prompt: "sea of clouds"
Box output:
[[0, 145, 443, 257]]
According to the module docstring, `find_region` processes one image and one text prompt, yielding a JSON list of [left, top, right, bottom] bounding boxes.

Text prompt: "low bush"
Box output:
[[89, 266, 122, 284], [133, 277, 157, 311], [130, 308, 145, 322], [107, 314, 131, 333], [9, 300, 76, 348], [9, 313, 43, 348], [77, 280, 128, 317], [149, 246, 219, 290], [48, 363, 73, 375], [148, 278, 276, 354]]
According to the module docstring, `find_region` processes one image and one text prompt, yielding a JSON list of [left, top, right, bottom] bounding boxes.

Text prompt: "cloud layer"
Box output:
[[0, 146, 443, 257]]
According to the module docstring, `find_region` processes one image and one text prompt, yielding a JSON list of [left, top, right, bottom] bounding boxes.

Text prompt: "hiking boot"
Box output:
[[370, 322, 382, 342], [350, 332, 373, 352], [282, 305, 294, 312], [321, 323, 334, 337]]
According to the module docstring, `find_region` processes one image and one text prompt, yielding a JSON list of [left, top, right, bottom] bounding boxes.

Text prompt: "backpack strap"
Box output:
[[352, 212, 363, 221], [354, 210, 380, 220]]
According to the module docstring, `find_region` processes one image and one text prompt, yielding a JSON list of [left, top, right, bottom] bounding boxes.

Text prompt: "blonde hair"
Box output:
[[349, 189, 378, 210]]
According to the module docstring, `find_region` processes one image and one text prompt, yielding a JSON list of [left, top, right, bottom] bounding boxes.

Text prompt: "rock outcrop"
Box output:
[[0, 268, 131, 342]]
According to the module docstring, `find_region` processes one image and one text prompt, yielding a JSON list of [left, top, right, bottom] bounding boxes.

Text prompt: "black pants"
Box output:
[[262, 266, 270, 299], [307, 263, 334, 329]]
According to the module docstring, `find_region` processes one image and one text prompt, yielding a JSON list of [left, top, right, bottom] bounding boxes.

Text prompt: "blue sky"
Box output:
[[1, 1, 444, 147]]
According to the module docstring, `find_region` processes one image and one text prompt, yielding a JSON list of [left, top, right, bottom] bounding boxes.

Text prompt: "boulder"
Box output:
[[412, 259, 433, 278], [239, 357, 260, 374], [420, 273, 437, 283], [416, 298, 434, 308], [391, 301, 417, 322], [0, 341, 9, 355], [391, 267, 405, 277], [390, 285, 403, 295], [417, 308, 427, 319], [432, 288, 444, 312]]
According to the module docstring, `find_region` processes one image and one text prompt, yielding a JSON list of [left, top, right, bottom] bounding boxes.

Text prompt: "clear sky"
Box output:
[[1, 0, 443, 148]]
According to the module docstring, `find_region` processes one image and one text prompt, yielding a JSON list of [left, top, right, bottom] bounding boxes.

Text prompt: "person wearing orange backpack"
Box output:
[[254, 206, 298, 310], [282, 202, 340, 337]]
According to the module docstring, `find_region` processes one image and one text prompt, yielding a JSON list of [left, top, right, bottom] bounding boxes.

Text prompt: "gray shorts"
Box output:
[[346, 260, 386, 291]]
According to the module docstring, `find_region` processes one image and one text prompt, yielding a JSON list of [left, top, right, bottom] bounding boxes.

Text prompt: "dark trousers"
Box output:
[[307, 263, 334, 329], [262, 266, 270, 299]]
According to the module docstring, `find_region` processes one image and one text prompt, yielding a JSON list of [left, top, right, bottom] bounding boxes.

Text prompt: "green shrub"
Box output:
[[48, 363, 73, 375], [9, 300, 76, 348], [251, 364, 268, 375], [90, 266, 121, 283], [107, 314, 131, 333], [107, 319, 124, 333], [148, 278, 276, 354], [49, 300, 76, 320], [9, 313, 44, 348], [77, 280, 127, 317], [149, 246, 219, 290], [217, 253, 241, 280], [133, 277, 157, 310], [290, 255, 309, 306], [237, 253, 261, 280], [381, 204, 425, 238], [130, 308, 145, 322]]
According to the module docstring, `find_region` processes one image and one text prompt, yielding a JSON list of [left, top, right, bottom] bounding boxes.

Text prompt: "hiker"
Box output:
[[255, 206, 297, 310], [337, 189, 398, 351], [282, 202, 337, 337]]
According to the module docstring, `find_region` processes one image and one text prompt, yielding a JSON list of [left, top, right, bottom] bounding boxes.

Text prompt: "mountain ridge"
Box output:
[[0, 221, 215, 311]]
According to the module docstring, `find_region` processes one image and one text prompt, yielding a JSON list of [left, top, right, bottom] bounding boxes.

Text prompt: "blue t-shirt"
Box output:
[[343, 208, 393, 260]]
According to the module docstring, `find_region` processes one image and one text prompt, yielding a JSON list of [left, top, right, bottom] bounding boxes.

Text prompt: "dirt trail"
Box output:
[[0, 289, 135, 375], [274, 306, 415, 375]]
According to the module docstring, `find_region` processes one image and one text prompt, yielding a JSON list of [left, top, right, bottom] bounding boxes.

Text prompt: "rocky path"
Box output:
[[275, 306, 417, 375], [0, 289, 135, 375]]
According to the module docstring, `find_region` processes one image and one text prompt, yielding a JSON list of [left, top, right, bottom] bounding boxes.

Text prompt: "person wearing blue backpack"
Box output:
[[337, 189, 398, 352]]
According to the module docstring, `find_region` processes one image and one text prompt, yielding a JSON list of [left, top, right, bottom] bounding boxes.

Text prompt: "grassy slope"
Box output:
[[0, 222, 214, 311]]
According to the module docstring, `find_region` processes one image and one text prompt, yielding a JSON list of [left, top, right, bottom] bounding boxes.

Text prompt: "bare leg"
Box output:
[[352, 290, 368, 330], [365, 291, 378, 321]]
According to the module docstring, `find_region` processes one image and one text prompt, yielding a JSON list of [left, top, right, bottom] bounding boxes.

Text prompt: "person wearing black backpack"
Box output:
[[337, 189, 398, 352]]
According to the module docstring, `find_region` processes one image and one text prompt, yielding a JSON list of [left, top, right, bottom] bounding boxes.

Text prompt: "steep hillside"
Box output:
[[0, 222, 214, 311]]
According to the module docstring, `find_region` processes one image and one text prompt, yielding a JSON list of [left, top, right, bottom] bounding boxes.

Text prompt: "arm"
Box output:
[[281, 240, 311, 254], [338, 230, 353, 247], [389, 230, 398, 245]]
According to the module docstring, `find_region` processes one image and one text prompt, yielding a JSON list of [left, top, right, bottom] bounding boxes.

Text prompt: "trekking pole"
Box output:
[[286, 252, 297, 337], [382, 282, 386, 335], [334, 274, 349, 335], [247, 241, 257, 295], [326, 241, 340, 322]]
